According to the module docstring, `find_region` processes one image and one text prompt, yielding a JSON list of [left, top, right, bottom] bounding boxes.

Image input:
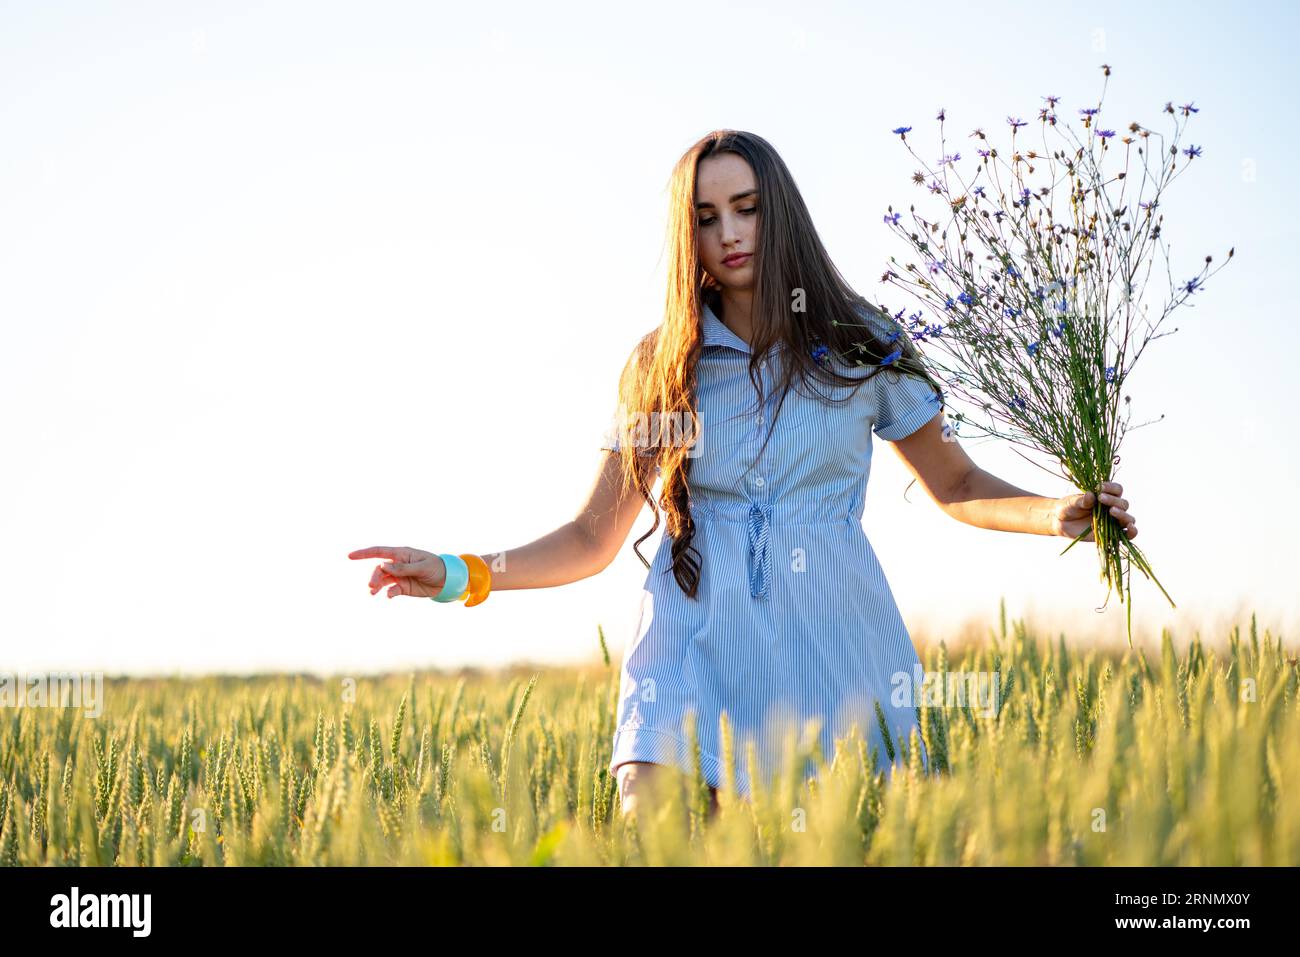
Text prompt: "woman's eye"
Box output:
[[698, 207, 757, 227]]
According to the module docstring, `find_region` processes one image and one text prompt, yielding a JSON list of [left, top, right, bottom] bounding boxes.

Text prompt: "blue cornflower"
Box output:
[[974, 185, 986, 198], [1009, 394, 1027, 412], [885, 328, 902, 344], [978, 148, 992, 159], [880, 348, 902, 366], [892, 126, 913, 136], [1056, 298, 1069, 312], [957, 290, 977, 306], [1180, 102, 1199, 116], [1183, 277, 1202, 294], [1052, 318, 1067, 337], [937, 152, 961, 166], [944, 296, 956, 311], [1004, 306, 1021, 319], [1079, 107, 1100, 117], [811, 343, 830, 366], [928, 323, 944, 338], [1097, 129, 1116, 139], [1007, 116, 1027, 129], [1104, 366, 1116, 383], [993, 210, 1006, 223], [1141, 199, 1159, 211], [1184, 144, 1202, 158], [1005, 264, 1020, 278], [1027, 340, 1040, 357], [884, 211, 901, 225]]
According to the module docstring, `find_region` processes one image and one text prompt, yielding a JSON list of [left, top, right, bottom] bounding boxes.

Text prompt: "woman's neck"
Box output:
[[717, 291, 755, 346]]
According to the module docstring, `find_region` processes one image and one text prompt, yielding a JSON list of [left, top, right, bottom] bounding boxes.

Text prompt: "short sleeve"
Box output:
[[600, 399, 630, 452], [599, 411, 663, 477], [602, 333, 663, 473], [872, 367, 942, 441], [851, 300, 941, 441], [602, 339, 643, 453]]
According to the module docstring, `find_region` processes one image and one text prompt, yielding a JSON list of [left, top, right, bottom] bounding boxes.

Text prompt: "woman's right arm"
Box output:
[[352, 450, 653, 599]]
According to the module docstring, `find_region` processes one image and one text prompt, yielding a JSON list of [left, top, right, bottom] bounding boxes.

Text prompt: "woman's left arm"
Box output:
[[888, 415, 1138, 542]]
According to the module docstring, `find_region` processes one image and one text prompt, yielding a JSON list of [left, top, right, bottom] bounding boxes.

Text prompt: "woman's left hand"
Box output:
[[1053, 481, 1137, 542]]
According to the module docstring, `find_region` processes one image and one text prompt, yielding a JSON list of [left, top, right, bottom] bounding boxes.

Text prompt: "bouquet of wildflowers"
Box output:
[[868, 64, 1233, 646]]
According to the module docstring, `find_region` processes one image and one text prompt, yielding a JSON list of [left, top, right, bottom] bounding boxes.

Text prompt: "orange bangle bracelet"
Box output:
[[458, 553, 492, 606]]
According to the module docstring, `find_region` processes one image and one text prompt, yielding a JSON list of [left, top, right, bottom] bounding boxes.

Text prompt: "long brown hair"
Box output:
[[608, 130, 943, 599]]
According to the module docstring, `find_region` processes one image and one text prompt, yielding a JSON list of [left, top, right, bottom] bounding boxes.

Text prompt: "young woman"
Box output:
[[349, 130, 1138, 824]]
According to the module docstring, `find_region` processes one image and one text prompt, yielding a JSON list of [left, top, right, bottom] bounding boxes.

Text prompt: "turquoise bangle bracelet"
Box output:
[[431, 553, 470, 603]]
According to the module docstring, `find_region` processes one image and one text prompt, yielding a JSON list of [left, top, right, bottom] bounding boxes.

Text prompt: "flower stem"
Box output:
[[1059, 504, 1175, 649]]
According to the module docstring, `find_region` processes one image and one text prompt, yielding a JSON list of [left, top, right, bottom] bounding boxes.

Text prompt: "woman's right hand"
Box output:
[[347, 546, 447, 599]]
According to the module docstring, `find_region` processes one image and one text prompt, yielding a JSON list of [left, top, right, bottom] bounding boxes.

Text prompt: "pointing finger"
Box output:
[[349, 547, 396, 561]]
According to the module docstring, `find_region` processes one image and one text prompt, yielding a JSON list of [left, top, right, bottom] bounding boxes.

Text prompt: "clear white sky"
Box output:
[[2, 0, 1296, 676]]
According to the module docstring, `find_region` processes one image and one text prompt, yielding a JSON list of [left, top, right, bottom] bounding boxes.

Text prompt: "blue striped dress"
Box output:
[[602, 301, 942, 797]]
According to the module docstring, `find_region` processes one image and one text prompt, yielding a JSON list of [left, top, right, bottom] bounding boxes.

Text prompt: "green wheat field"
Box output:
[[2, 606, 1296, 866]]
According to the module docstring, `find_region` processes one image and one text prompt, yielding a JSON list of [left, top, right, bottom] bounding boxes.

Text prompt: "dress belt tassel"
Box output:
[[747, 501, 773, 600]]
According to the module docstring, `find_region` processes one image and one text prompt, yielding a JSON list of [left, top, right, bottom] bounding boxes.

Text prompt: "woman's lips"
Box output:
[[723, 254, 751, 268]]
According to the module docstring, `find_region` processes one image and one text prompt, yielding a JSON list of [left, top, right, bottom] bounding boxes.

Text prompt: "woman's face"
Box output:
[[695, 152, 758, 291]]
